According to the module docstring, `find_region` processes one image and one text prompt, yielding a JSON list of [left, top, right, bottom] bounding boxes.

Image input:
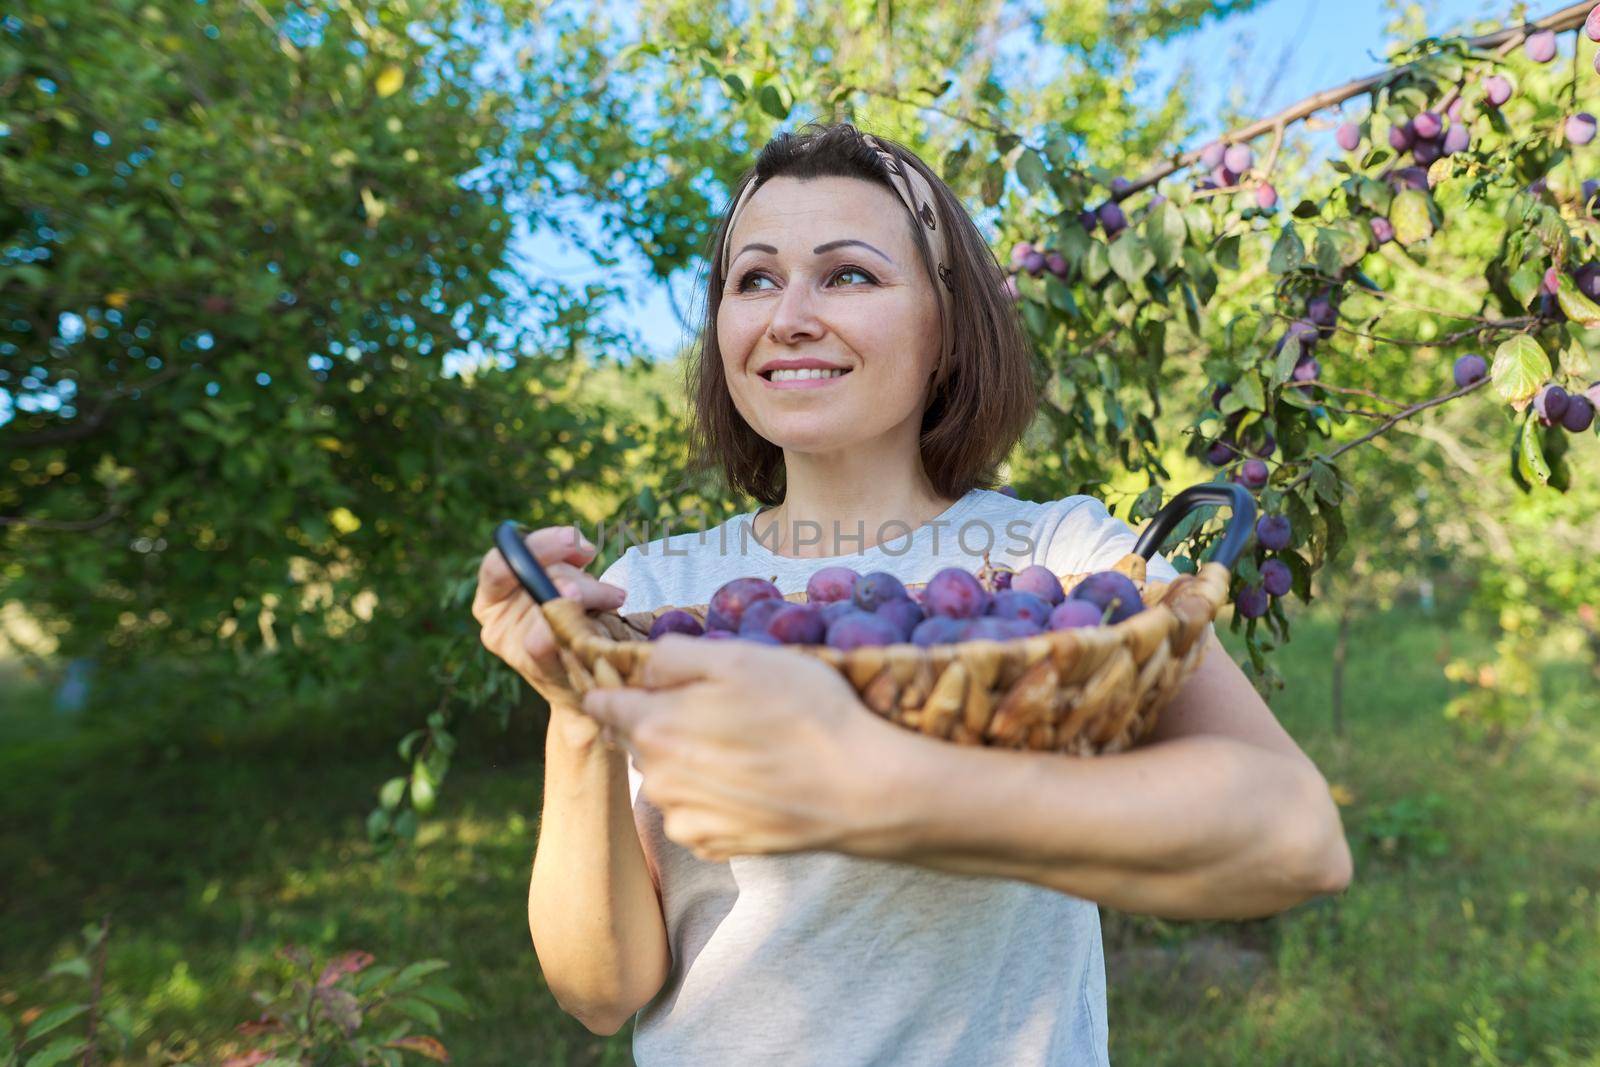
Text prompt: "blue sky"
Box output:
[[532, 0, 1498, 362]]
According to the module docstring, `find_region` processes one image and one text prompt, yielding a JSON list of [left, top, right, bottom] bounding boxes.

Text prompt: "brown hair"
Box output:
[[684, 120, 1040, 507]]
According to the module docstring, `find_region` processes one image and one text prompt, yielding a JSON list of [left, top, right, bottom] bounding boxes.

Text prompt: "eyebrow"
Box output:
[[733, 239, 895, 266]]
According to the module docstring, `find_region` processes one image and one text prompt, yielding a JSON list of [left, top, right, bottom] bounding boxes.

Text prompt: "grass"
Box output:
[[1, 602, 1597, 1065]]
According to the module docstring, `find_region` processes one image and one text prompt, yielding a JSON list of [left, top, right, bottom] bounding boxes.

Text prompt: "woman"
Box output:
[[473, 122, 1352, 1065]]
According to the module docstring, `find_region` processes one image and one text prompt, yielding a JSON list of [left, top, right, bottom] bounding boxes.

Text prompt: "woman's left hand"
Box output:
[[580, 633, 902, 862]]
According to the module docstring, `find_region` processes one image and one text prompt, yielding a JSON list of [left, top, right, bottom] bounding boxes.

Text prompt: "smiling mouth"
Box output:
[[761, 367, 853, 382]]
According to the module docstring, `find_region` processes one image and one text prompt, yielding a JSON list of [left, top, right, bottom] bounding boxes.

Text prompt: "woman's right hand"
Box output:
[[472, 525, 627, 718]]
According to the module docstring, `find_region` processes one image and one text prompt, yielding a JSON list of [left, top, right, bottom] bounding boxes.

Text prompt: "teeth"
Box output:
[[768, 367, 847, 381]]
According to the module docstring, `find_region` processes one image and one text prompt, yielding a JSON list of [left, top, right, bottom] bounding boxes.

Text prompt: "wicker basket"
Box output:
[[495, 483, 1255, 757]]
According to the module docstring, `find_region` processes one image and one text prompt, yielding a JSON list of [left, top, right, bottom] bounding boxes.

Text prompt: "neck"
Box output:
[[753, 428, 960, 560]]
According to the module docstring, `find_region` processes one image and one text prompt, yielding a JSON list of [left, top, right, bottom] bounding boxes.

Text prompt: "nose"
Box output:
[[764, 275, 826, 347]]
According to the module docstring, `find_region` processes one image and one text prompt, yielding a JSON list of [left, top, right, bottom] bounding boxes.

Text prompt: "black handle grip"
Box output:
[[494, 521, 564, 605], [1131, 482, 1256, 570]]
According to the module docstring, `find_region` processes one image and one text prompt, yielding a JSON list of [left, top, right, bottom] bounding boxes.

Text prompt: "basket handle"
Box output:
[[493, 520, 564, 604], [1131, 482, 1256, 569]]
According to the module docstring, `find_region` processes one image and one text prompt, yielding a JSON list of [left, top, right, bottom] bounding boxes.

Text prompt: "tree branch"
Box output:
[[1284, 377, 1492, 490], [1116, 2, 1596, 201]]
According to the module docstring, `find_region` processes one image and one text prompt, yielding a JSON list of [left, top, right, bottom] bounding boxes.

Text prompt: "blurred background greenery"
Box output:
[[2, 0, 1596, 1063]]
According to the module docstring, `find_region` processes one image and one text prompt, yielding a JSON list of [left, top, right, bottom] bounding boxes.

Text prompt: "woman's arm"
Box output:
[[835, 633, 1352, 920]]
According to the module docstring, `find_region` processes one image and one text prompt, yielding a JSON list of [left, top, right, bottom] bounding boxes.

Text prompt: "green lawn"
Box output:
[[2, 602, 1596, 1065]]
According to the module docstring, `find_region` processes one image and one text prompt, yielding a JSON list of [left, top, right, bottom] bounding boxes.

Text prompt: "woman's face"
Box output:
[[716, 175, 942, 455]]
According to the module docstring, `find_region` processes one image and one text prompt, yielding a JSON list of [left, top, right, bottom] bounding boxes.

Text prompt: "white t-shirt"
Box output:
[[594, 488, 1189, 1066]]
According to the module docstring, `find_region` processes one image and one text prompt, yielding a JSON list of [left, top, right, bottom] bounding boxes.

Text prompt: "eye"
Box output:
[[735, 265, 877, 292]]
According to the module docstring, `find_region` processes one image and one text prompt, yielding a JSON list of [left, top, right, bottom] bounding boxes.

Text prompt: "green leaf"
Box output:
[[1508, 262, 1544, 310], [1143, 201, 1187, 271], [1232, 373, 1265, 412], [388, 996, 443, 1031], [756, 83, 789, 120], [1083, 240, 1111, 285], [1310, 458, 1343, 505], [1555, 274, 1600, 327], [1268, 225, 1304, 274], [1490, 335, 1550, 406], [22, 1036, 88, 1067], [1558, 333, 1594, 378], [1314, 229, 1342, 276], [1015, 149, 1049, 197], [391, 960, 451, 992], [1108, 234, 1155, 285], [410, 770, 436, 814], [23, 1005, 88, 1044], [410, 983, 470, 1015], [1317, 498, 1347, 563], [379, 776, 407, 812], [43, 958, 91, 981], [1214, 233, 1241, 270], [1389, 189, 1434, 246], [1517, 412, 1551, 485], [367, 807, 392, 840], [720, 73, 746, 100]]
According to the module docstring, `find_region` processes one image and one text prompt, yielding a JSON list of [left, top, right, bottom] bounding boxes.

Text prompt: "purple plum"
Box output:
[[990, 569, 1014, 591], [1022, 250, 1048, 276], [1261, 558, 1293, 598], [1442, 124, 1470, 156], [1045, 252, 1068, 278], [961, 616, 1042, 642], [989, 590, 1054, 628], [1389, 122, 1415, 152], [1010, 241, 1035, 268], [1370, 216, 1396, 244], [1336, 122, 1361, 151], [1568, 113, 1598, 147], [766, 603, 826, 645], [806, 565, 860, 604], [1199, 140, 1226, 169], [649, 609, 706, 640], [738, 597, 791, 636], [853, 571, 908, 612], [1256, 515, 1292, 551], [1011, 564, 1065, 605], [1574, 262, 1600, 301], [1237, 458, 1271, 490], [911, 615, 968, 647], [1589, 4, 1600, 41], [709, 576, 783, 631], [1206, 440, 1236, 466], [1535, 384, 1571, 426], [875, 597, 926, 639], [1067, 571, 1144, 624], [825, 610, 903, 650], [1255, 182, 1278, 210], [1483, 75, 1512, 108], [1307, 294, 1337, 329], [1236, 584, 1270, 619], [1413, 137, 1442, 165], [1096, 201, 1128, 236], [924, 567, 990, 619], [1453, 353, 1488, 388], [1223, 143, 1253, 174], [819, 599, 858, 627], [1412, 111, 1443, 139], [1526, 29, 1557, 64], [1562, 395, 1595, 432], [1047, 599, 1104, 631]]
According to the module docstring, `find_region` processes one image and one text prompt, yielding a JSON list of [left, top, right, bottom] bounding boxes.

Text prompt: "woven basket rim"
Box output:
[[551, 556, 1230, 672]]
